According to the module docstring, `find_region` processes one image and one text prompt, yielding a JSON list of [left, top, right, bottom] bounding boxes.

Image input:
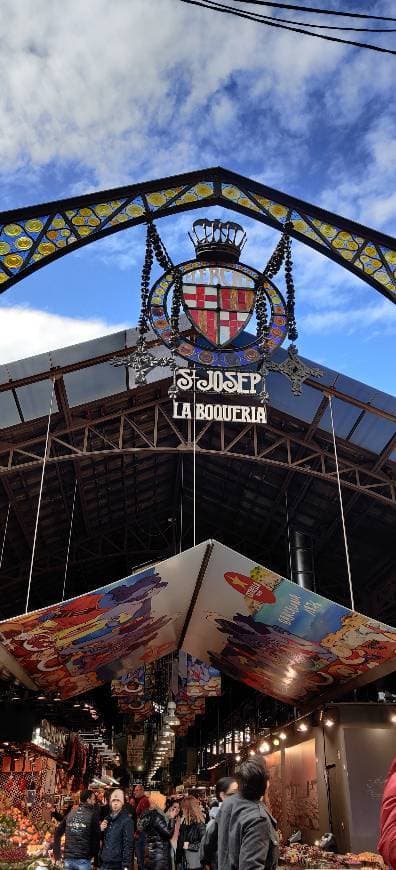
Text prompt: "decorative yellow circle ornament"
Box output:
[[4, 253, 24, 269], [25, 219, 44, 233], [4, 224, 22, 237]]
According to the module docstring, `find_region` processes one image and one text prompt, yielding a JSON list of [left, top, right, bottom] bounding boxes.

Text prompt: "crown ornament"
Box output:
[[189, 218, 247, 263]]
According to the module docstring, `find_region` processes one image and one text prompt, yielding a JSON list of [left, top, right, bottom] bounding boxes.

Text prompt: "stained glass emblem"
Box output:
[[182, 268, 255, 347]]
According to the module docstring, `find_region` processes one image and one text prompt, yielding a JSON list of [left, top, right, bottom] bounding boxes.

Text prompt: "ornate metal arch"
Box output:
[[0, 166, 395, 302]]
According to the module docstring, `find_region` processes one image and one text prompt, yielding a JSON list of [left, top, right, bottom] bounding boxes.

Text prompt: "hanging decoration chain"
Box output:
[[139, 220, 183, 353], [255, 219, 297, 361]]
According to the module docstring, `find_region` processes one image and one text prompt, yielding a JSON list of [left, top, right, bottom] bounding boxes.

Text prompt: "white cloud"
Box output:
[[0, 0, 347, 192], [0, 306, 127, 365], [299, 299, 395, 336]]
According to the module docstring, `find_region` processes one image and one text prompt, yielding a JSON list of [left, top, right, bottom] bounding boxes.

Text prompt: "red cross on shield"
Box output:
[[182, 280, 255, 346]]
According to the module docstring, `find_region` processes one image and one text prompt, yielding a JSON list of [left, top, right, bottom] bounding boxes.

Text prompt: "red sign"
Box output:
[[224, 571, 276, 604]]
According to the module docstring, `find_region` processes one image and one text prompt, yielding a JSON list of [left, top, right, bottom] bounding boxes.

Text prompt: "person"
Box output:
[[217, 756, 278, 870], [133, 784, 150, 870], [138, 793, 180, 870], [378, 757, 396, 869], [165, 800, 181, 870], [200, 777, 238, 870], [100, 788, 134, 870], [177, 796, 205, 869], [53, 789, 100, 870]]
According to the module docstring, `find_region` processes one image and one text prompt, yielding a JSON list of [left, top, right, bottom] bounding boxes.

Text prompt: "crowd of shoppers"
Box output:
[[52, 755, 278, 870], [52, 752, 396, 870]]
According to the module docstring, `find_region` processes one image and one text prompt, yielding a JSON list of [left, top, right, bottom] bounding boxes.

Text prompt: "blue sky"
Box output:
[[0, 0, 395, 394]]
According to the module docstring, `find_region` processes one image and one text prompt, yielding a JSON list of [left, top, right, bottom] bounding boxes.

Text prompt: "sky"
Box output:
[[0, 0, 395, 394]]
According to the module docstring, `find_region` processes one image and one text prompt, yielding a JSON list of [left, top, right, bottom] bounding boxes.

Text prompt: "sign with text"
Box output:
[[172, 368, 267, 424]]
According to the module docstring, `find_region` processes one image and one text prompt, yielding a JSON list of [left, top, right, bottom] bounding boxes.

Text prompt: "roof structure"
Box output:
[[0, 166, 395, 302], [0, 327, 394, 628]]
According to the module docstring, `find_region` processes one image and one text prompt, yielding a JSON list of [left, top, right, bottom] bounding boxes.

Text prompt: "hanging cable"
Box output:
[[193, 369, 197, 547], [328, 393, 355, 612], [225, 1, 396, 31], [0, 503, 11, 572], [180, 455, 184, 553], [62, 477, 78, 602], [230, 1, 396, 22], [232, 11, 396, 32], [179, 0, 396, 55], [25, 378, 55, 614]]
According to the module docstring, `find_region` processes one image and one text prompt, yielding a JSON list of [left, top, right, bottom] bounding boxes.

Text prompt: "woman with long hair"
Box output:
[[138, 793, 180, 870], [177, 796, 206, 870]]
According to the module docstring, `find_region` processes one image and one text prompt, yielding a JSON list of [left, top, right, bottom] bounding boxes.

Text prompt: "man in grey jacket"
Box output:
[[217, 756, 279, 870]]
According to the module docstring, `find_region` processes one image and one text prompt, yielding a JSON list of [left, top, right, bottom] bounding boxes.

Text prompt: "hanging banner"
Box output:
[[0, 541, 395, 705], [111, 667, 145, 701], [0, 544, 207, 698], [186, 655, 221, 698], [181, 541, 396, 705], [127, 733, 145, 769]]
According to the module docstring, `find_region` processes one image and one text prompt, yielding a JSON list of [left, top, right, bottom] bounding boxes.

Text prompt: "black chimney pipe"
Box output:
[[290, 529, 315, 592]]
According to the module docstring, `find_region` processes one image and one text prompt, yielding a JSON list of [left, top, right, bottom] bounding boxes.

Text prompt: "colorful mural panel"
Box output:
[[0, 541, 394, 705], [186, 656, 221, 698], [0, 545, 206, 698], [182, 542, 396, 705]]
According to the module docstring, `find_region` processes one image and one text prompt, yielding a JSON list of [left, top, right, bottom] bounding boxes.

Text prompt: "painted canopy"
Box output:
[[0, 540, 394, 706]]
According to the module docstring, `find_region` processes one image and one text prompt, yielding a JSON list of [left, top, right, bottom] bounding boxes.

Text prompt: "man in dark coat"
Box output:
[[53, 789, 100, 870], [200, 776, 238, 870], [132, 784, 150, 870], [217, 756, 279, 870], [100, 789, 134, 870]]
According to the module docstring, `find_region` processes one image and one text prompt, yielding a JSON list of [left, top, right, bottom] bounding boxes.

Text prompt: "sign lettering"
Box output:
[[172, 368, 267, 424]]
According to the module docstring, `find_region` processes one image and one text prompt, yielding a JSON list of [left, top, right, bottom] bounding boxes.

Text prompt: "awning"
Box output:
[[0, 540, 394, 708]]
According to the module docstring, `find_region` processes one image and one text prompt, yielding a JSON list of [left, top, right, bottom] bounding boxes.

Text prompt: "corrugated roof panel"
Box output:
[[64, 361, 126, 407], [0, 351, 52, 385], [0, 390, 21, 429], [51, 330, 128, 367], [334, 373, 396, 416], [319, 398, 363, 440], [16, 379, 59, 422], [268, 371, 323, 423], [349, 413, 395, 454]]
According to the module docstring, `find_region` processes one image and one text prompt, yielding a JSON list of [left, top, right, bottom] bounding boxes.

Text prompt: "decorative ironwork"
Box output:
[[0, 168, 394, 302], [268, 344, 324, 395], [111, 338, 175, 386], [189, 218, 246, 263]]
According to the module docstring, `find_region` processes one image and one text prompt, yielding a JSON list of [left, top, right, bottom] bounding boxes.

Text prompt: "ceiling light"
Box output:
[[279, 732, 287, 741], [390, 713, 396, 724], [297, 722, 308, 732], [249, 749, 255, 756], [235, 754, 241, 762], [53, 693, 61, 702], [259, 741, 270, 754], [273, 738, 280, 746], [325, 718, 335, 728], [37, 693, 46, 700]]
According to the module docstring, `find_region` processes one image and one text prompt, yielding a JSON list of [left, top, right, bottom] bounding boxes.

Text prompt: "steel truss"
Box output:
[[1, 400, 394, 507]]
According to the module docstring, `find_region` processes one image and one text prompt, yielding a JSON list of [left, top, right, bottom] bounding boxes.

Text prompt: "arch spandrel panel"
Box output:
[[0, 167, 394, 302]]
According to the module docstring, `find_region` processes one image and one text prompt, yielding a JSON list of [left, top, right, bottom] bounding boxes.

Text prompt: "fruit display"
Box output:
[[279, 844, 385, 870], [0, 798, 55, 868]]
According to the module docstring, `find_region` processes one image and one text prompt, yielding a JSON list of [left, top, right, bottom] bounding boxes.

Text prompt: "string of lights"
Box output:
[[178, 0, 396, 54]]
